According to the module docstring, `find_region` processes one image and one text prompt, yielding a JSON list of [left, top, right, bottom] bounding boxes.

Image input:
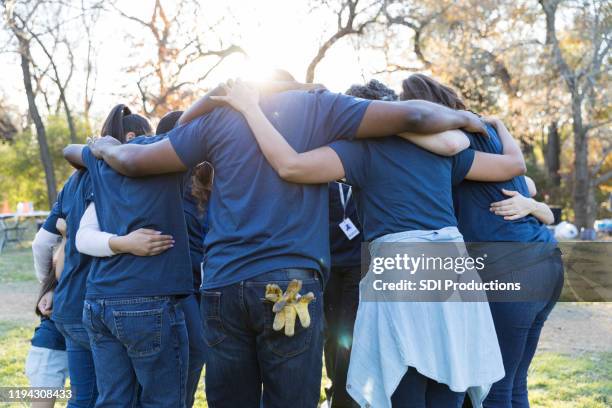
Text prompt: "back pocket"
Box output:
[[202, 291, 226, 347], [262, 280, 321, 358], [113, 308, 163, 357]]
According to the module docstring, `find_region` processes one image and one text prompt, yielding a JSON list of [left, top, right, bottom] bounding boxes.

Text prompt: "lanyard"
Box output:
[[338, 183, 352, 220]]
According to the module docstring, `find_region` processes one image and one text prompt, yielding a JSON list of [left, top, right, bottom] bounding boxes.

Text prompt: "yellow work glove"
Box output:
[[265, 280, 315, 337]]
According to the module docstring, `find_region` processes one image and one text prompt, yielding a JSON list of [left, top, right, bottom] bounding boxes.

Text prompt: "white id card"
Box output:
[[339, 218, 360, 240]]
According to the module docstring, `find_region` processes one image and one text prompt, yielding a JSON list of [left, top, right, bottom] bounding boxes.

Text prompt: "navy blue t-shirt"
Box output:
[[330, 136, 475, 241], [168, 90, 370, 288], [81, 142, 192, 298], [329, 182, 362, 267], [43, 170, 94, 324], [31, 318, 66, 351], [453, 125, 555, 243], [134, 134, 207, 291]]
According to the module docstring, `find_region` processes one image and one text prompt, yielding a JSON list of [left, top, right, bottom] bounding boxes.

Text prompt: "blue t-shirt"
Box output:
[[329, 182, 362, 267], [134, 134, 207, 291], [330, 136, 475, 241], [453, 125, 555, 243], [168, 90, 370, 288], [81, 143, 193, 298], [43, 170, 94, 324], [31, 318, 66, 351]]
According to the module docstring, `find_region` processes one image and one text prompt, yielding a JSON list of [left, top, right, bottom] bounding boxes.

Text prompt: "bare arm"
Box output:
[[400, 130, 469, 156], [490, 189, 555, 225], [355, 100, 487, 139], [465, 118, 526, 182], [63, 144, 86, 169], [88, 136, 187, 177]]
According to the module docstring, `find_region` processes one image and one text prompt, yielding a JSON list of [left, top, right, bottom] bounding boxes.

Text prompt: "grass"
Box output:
[[1, 246, 610, 407], [0, 247, 38, 283]]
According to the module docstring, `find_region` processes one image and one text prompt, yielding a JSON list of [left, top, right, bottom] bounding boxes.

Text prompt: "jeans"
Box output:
[[324, 265, 360, 408], [83, 296, 189, 408], [180, 294, 207, 407], [484, 249, 565, 408], [201, 268, 324, 408], [55, 322, 98, 408], [391, 367, 465, 408]]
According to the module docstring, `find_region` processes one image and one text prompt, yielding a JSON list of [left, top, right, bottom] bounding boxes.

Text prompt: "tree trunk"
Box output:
[[545, 120, 561, 188], [571, 95, 593, 229], [17, 36, 57, 208], [59, 91, 77, 143]]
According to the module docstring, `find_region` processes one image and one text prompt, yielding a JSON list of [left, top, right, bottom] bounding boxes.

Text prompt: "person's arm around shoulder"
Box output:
[[464, 117, 527, 182], [399, 130, 470, 156], [87, 136, 187, 177], [210, 80, 345, 184], [355, 100, 487, 139]]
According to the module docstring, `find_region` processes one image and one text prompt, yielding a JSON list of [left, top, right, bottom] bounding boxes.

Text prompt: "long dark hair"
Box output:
[[191, 162, 214, 213], [156, 111, 184, 135], [101, 104, 152, 143], [400, 74, 467, 110]]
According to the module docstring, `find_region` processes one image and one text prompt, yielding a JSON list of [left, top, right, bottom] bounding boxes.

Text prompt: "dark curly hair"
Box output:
[[345, 79, 398, 101]]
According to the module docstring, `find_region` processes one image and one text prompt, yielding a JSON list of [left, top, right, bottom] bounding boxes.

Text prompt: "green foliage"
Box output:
[[0, 115, 89, 211]]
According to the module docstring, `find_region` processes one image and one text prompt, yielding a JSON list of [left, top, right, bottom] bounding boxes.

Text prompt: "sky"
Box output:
[[1, 0, 408, 123]]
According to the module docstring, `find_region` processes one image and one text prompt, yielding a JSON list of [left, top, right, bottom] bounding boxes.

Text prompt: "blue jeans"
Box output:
[[484, 249, 564, 408], [83, 296, 189, 408], [55, 322, 98, 408], [391, 367, 465, 408], [201, 269, 324, 408], [179, 294, 206, 407]]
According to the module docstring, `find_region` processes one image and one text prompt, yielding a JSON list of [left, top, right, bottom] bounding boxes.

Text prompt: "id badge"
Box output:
[[339, 218, 360, 240]]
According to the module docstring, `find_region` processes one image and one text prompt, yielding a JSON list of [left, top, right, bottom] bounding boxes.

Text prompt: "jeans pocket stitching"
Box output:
[[262, 298, 316, 358], [202, 292, 226, 347], [112, 308, 163, 357]]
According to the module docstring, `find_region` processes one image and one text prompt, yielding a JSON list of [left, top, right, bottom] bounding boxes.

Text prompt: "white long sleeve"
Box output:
[[75, 202, 117, 257], [32, 228, 61, 282]]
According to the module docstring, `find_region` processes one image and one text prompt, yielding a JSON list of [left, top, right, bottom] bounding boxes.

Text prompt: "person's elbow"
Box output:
[[276, 157, 307, 183], [401, 109, 427, 133], [75, 229, 87, 254], [511, 157, 527, 177], [277, 161, 303, 182], [444, 136, 469, 156]]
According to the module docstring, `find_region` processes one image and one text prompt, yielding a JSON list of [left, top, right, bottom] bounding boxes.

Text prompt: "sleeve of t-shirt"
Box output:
[[317, 91, 371, 143], [42, 187, 64, 234], [328, 140, 369, 188], [168, 113, 218, 168], [451, 148, 476, 185]]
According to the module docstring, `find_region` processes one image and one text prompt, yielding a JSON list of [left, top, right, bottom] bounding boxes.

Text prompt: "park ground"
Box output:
[[0, 247, 610, 408]]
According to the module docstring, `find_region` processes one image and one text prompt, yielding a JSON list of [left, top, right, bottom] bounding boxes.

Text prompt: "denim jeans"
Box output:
[[324, 265, 360, 408], [201, 268, 324, 408], [483, 249, 564, 408], [83, 296, 189, 408], [391, 367, 465, 408], [179, 294, 207, 407], [55, 322, 98, 408]]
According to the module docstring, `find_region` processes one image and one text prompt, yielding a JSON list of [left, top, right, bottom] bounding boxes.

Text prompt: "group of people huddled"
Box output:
[[27, 71, 564, 408]]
